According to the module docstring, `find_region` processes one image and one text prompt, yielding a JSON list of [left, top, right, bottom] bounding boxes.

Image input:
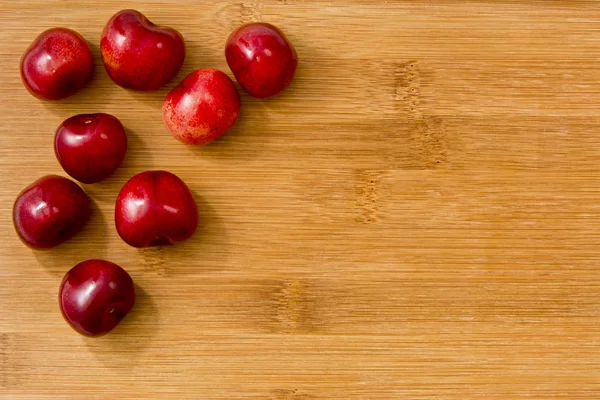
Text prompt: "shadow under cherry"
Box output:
[[33, 197, 109, 277], [137, 190, 231, 275], [83, 283, 159, 367]]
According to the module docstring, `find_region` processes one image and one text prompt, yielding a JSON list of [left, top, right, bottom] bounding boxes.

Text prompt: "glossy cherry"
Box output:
[[101, 9, 185, 91], [20, 28, 94, 100], [162, 68, 240, 145], [59, 260, 136, 336], [115, 170, 198, 247], [13, 175, 90, 249], [225, 22, 298, 98], [54, 113, 128, 184]]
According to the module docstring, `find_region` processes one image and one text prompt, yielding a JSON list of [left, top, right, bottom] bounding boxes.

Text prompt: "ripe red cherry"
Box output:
[[54, 113, 128, 184], [101, 9, 185, 91], [20, 28, 94, 100], [13, 175, 90, 249], [115, 170, 198, 248], [162, 68, 240, 145], [59, 260, 135, 337], [225, 23, 298, 98]]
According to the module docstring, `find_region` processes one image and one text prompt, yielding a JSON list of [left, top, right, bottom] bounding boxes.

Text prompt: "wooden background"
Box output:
[[1, 1, 600, 399]]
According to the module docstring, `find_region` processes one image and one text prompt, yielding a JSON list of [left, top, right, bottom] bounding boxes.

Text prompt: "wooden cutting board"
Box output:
[[1, 1, 600, 399]]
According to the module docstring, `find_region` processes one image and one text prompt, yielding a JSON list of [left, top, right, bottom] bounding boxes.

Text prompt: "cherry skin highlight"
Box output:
[[225, 22, 298, 98], [13, 175, 90, 249], [162, 68, 240, 145], [54, 113, 127, 184], [59, 260, 136, 337], [115, 170, 198, 248], [20, 28, 94, 100], [101, 9, 185, 91]]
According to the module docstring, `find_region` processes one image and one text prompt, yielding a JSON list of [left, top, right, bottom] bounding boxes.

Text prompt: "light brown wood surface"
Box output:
[[2, 1, 600, 399]]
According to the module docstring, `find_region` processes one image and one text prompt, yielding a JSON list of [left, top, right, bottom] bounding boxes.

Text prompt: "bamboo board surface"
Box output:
[[1, 1, 600, 399]]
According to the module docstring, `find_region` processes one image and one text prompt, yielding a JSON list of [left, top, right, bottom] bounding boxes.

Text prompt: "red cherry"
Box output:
[[225, 23, 297, 98], [162, 68, 240, 145], [101, 9, 185, 91], [59, 260, 135, 337], [115, 171, 198, 248], [20, 28, 94, 100], [13, 175, 90, 249], [54, 113, 128, 184]]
